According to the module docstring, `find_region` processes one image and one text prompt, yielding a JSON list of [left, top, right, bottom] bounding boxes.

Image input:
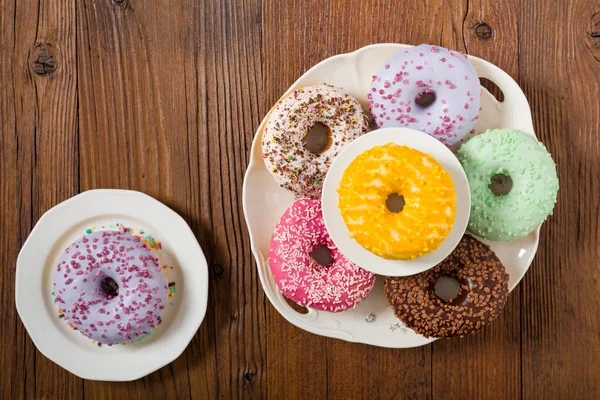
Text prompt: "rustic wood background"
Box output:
[[1, 0, 599, 398]]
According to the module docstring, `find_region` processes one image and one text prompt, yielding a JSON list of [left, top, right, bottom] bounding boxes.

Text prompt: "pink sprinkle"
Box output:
[[65, 278, 73, 285], [385, 64, 390, 69], [416, 66, 423, 70], [464, 103, 469, 109]]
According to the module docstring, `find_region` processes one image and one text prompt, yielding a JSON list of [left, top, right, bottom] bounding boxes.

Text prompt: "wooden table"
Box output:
[[1, 0, 599, 399]]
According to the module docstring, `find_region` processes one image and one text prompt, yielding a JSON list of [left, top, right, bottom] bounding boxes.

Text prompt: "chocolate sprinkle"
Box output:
[[384, 235, 509, 338], [168, 282, 176, 287]]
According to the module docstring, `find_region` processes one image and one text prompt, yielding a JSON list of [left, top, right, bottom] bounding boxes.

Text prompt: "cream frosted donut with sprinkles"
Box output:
[[269, 198, 375, 312], [53, 226, 172, 346], [261, 84, 370, 198]]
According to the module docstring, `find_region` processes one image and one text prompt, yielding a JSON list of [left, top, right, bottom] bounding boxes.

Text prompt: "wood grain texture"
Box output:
[[1, 0, 599, 398], [6, 0, 82, 398], [519, 0, 600, 398], [431, 1, 522, 399]]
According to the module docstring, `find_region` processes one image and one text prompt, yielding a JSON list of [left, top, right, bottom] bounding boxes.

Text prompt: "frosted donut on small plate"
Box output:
[[269, 198, 376, 312], [262, 84, 370, 198], [368, 44, 481, 147], [53, 229, 169, 345]]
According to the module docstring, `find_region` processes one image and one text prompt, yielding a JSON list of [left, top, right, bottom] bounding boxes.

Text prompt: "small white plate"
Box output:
[[16, 189, 209, 381], [322, 127, 471, 277], [243, 43, 540, 348]]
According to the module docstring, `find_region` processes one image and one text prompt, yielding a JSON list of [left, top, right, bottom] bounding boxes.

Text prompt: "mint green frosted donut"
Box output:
[[457, 128, 559, 241]]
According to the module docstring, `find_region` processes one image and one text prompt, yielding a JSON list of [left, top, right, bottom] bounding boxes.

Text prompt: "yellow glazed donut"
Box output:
[[337, 143, 456, 260]]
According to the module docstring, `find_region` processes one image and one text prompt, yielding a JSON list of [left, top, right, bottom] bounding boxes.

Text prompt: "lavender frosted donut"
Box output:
[[368, 44, 481, 146], [262, 84, 369, 198], [53, 230, 169, 345], [269, 198, 375, 312]]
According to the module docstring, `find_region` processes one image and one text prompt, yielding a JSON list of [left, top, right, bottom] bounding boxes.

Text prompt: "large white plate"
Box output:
[[16, 189, 209, 380], [243, 43, 539, 348]]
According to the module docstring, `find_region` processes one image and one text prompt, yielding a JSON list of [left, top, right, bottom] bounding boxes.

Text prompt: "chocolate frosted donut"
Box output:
[[384, 235, 509, 338]]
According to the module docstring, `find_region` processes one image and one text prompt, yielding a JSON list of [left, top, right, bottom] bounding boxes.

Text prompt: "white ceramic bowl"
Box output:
[[243, 43, 540, 348], [322, 127, 470, 276], [16, 189, 209, 380]]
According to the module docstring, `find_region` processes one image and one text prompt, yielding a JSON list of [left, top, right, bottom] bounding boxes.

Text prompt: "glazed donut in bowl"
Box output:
[[261, 84, 370, 198], [457, 128, 559, 241], [337, 142, 456, 260], [268, 198, 376, 312], [384, 235, 509, 338], [53, 229, 169, 345], [368, 44, 481, 147]]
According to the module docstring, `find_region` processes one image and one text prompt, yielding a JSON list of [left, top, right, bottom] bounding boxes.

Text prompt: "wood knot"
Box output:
[[212, 263, 224, 278], [474, 22, 493, 41], [31, 46, 56, 75], [588, 11, 600, 49], [243, 371, 256, 387], [114, 0, 126, 3]]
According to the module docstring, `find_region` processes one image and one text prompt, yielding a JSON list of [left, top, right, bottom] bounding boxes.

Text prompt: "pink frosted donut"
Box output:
[[269, 198, 375, 312], [368, 44, 481, 146]]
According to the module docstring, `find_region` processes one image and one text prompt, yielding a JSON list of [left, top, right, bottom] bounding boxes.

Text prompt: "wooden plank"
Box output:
[[7, 0, 82, 398], [0, 1, 28, 398], [431, 1, 522, 399], [77, 0, 266, 398], [177, 0, 267, 398], [519, 1, 600, 398], [77, 0, 192, 397]]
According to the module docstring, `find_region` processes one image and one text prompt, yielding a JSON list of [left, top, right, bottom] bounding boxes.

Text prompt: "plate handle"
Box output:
[[254, 250, 317, 321], [471, 55, 535, 133]]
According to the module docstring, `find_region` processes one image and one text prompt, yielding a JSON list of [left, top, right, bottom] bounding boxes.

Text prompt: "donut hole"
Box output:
[[489, 173, 513, 196], [415, 91, 436, 108], [100, 277, 119, 298], [434, 276, 460, 301], [302, 122, 332, 154], [386, 193, 405, 213], [310, 245, 334, 266]]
